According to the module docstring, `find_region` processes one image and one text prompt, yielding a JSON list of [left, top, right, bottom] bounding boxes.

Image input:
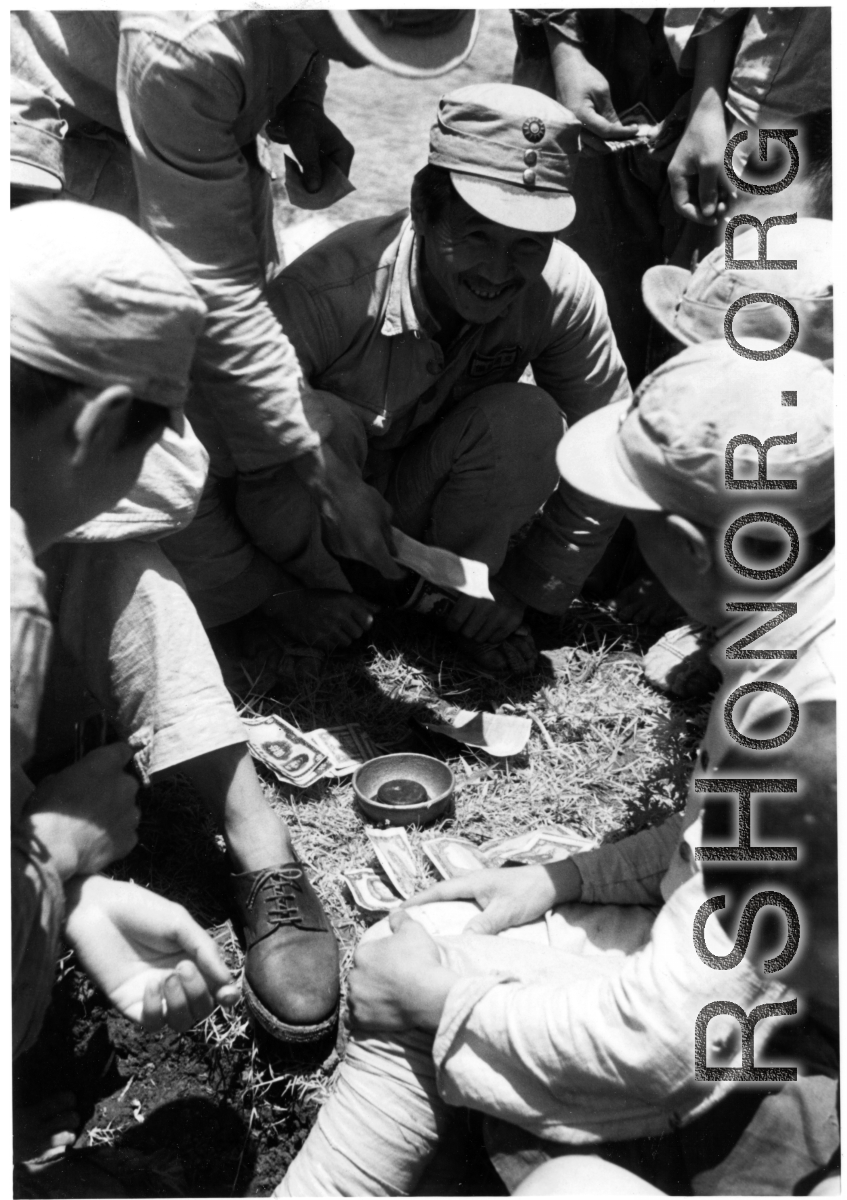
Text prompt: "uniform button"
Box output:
[[679, 841, 692, 862], [426, 360, 440, 375], [523, 168, 537, 188], [524, 149, 538, 166]]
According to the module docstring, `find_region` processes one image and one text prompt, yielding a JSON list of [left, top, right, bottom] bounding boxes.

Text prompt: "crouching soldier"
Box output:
[[164, 83, 632, 676]]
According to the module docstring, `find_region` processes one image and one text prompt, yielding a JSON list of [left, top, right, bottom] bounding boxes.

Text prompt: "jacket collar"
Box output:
[[381, 215, 440, 339]]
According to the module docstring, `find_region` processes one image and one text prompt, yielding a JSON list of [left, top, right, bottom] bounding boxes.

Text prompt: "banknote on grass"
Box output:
[[422, 837, 489, 880], [308, 724, 382, 776], [242, 715, 379, 786], [365, 827, 418, 898], [344, 868, 403, 921], [480, 826, 598, 868], [242, 714, 329, 787], [421, 827, 598, 879]]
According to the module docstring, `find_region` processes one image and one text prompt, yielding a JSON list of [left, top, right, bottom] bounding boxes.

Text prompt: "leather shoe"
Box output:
[[231, 863, 340, 1058]]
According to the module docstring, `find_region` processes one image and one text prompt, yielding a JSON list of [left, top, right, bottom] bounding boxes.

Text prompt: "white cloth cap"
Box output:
[[10, 201, 206, 408]]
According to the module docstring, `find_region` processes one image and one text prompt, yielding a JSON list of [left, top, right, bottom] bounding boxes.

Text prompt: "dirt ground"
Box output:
[[14, 13, 709, 1198]]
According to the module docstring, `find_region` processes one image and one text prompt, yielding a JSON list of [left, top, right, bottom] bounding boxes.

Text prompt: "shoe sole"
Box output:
[[242, 974, 339, 1071]]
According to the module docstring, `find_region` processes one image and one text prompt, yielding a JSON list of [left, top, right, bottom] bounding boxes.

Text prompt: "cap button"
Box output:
[[524, 149, 538, 166], [522, 168, 537, 189]]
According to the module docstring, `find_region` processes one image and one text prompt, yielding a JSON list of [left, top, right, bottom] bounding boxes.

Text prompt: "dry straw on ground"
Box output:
[[91, 599, 708, 1188]]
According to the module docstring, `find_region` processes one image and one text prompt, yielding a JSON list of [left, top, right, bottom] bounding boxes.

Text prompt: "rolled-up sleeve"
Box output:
[[663, 9, 745, 74], [117, 31, 321, 472], [498, 253, 631, 613], [573, 814, 684, 906], [432, 873, 786, 1142]]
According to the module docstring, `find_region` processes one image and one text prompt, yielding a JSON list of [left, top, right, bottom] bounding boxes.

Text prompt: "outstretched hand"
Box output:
[[403, 862, 575, 936], [64, 876, 239, 1033], [547, 35, 640, 142], [296, 445, 404, 579]]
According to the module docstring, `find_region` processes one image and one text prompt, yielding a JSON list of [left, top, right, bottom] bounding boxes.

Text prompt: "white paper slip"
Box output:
[[391, 528, 492, 600], [420, 705, 532, 758]]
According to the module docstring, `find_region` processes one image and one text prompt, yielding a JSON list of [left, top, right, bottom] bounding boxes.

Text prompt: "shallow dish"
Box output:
[[353, 753, 455, 827]]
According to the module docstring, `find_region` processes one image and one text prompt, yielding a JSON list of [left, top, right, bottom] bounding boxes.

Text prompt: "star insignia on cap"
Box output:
[[522, 117, 545, 144]]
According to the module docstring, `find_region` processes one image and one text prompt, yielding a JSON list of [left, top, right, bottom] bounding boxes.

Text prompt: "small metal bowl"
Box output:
[[353, 753, 455, 827]]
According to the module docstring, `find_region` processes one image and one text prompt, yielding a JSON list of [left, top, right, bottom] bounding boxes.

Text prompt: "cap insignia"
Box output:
[[522, 117, 545, 143]]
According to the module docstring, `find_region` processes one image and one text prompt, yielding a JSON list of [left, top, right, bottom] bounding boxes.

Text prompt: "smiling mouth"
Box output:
[[462, 278, 517, 301]]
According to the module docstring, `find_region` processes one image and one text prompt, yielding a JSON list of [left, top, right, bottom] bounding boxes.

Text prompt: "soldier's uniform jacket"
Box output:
[[269, 211, 632, 612]]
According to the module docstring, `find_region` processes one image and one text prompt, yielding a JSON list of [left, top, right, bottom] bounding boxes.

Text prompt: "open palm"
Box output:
[[64, 876, 238, 1032]]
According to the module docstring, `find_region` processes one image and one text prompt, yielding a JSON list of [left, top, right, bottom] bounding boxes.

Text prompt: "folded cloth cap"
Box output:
[[642, 218, 832, 360], [556, 339, 833, 534], [429, 83, 580, 233], [330, 10, 479, 78], [10, 201, 206, 425]]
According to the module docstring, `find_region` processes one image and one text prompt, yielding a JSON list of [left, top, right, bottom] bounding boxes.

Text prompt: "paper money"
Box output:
[[391, 527, 492, 601], [581, 101, 659, 156], [242, 716, 379, 785], [422, 836, 488, 880], [418, 702, 531, 758], [308, 724, 381, 776], [344, 868, 403, 921], [480, 826, 597, 868], [366, 827, 418, 899], [242, 714, 329, 786]]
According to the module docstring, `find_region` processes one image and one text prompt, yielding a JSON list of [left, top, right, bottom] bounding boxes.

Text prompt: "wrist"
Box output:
[[547, 855, 582, 906], [24, 811, 80, 882], [407, 965, 459, 1032]]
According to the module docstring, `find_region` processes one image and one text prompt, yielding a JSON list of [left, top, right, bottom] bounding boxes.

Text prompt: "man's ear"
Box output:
[[665, 513, 713, 574], [70, 385, 134, 466]]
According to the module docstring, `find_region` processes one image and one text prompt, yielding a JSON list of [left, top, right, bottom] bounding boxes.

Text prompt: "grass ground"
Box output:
[[22, 599, 708, 1196], [15, 12, 711, 1197]]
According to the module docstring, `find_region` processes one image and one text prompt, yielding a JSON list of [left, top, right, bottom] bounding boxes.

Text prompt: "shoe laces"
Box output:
[[246, 866, 307, 929]]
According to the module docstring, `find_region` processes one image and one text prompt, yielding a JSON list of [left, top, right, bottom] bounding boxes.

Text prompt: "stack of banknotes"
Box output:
[[242, 714, 381, 787], [344, 825, 598, 921]]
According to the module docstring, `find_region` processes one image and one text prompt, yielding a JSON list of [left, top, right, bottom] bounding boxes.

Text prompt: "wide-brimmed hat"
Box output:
[[642, 218, 832, 360], [330, 10, 479, 78], [556, 340, 833, 533], [10, 201, 206, 428], [428, 83, 579, 233]]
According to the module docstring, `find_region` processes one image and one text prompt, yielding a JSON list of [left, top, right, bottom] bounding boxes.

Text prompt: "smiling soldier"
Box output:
[[164, 83, 631, 675]]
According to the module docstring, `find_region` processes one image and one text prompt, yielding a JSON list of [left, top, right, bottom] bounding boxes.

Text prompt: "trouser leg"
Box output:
[[233, 393, 369, 592], [161, 467, 287, 627], [276, 1027, 448, 1196], [44, 541, 246, 779], [386, 383, 563, 577], [277, 900, 655, 1196]]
